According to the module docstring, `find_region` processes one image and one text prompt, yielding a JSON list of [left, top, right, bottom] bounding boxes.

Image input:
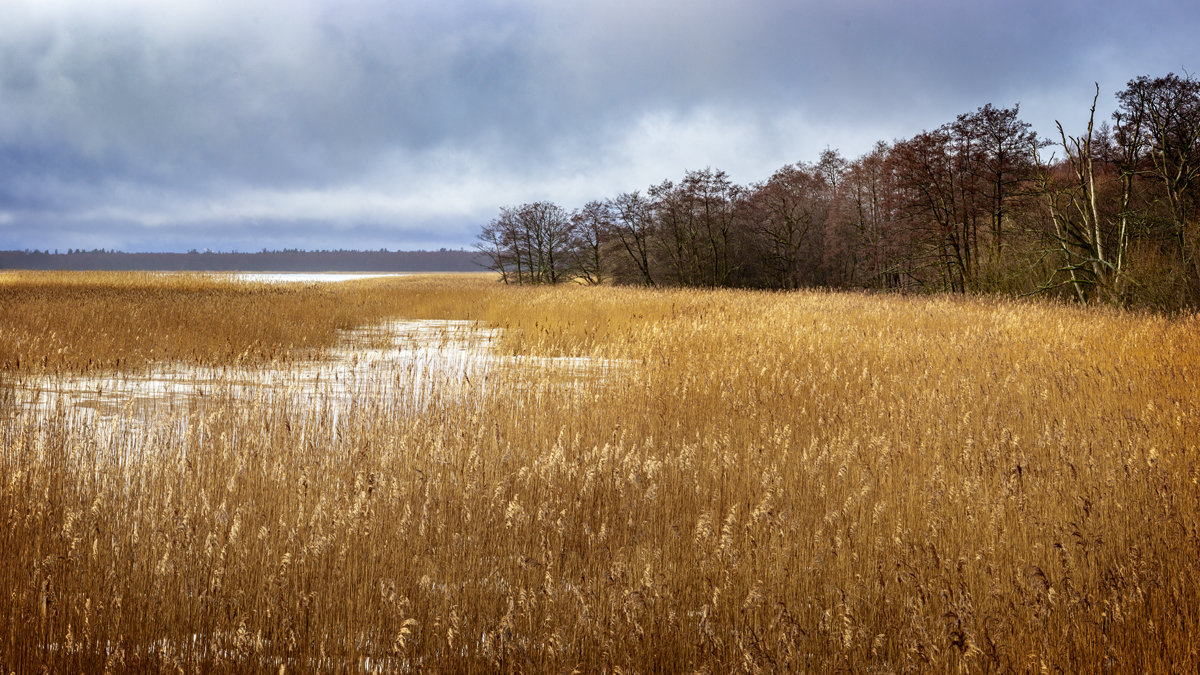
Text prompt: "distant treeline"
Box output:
[[0, 249, 485, 272], [479, 73, 1200, 311]]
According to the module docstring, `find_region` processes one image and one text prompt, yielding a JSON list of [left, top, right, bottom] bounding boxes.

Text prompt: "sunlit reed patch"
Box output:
[[0, 272, 1196, 672]]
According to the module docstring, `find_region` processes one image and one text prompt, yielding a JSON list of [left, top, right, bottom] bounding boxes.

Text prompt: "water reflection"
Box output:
[[13, 320, 619, 423]]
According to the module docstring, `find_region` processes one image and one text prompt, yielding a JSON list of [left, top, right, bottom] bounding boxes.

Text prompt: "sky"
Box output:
[[1, 0, 1198, 253]]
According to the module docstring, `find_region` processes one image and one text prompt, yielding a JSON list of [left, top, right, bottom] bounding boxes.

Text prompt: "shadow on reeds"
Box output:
[[0, 372, 13, 415]]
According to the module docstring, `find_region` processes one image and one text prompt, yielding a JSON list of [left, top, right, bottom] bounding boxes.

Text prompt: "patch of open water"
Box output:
[[11, 319, 621, 423], [230, 272, 411, 283]]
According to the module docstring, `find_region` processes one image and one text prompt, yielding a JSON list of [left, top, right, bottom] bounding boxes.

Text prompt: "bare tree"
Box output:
[[816, 148, 848, 192], [471, 74, 1196, 307], [476, 207, 525, 283], [477, 202, 573, 284], [826, 142, 901, 288], [649, 179, 700, 285], [744, 163, 829, 288], [1116, 73, 1200, 268], [957, 103, 1041, 263], [1033, 85, 1129, 303], [520, 201, 573, 284], [609, 191, 657, 286], [475, 216, 512, 283], [889, 128, 977, 291], [680, 167, 741, 287], [569, 201, 611, 285]]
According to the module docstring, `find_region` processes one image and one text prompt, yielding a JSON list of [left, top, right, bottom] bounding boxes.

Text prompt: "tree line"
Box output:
[[477, 73, 1200, 310], [0, 249, 484, 272]]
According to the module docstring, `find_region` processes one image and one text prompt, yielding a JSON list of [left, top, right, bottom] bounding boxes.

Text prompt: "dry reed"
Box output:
[[1, 272, 1197, 672]]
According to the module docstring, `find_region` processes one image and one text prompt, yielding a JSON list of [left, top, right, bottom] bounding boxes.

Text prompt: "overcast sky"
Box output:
[[1, 0, 1197, 252]]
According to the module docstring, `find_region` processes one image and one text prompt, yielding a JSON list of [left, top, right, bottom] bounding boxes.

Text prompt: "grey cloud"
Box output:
[[1, 0, 1198, 252]]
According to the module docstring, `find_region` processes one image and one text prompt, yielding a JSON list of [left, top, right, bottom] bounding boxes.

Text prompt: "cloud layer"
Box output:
[[1, 0, 1197, 251]]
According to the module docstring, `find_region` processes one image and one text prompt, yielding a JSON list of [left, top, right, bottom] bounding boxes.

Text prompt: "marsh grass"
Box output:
[[1, 272, 1198, 672]]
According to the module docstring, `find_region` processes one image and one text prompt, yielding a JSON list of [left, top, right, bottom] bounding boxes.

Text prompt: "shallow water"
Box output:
[[12, 319, 619, 424], [231, 272, 410, 283]]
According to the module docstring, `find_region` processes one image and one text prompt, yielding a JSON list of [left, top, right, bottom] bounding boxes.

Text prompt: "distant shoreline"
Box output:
[[0, 249, 486, 272]]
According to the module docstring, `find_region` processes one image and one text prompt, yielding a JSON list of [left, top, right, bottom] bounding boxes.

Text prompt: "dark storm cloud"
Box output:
[[0, 0, 1197, 251]]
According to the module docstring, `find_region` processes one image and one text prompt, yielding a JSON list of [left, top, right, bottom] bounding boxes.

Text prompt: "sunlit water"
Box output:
[[11, 320, 620, 425], [230, 272, 411, 283]]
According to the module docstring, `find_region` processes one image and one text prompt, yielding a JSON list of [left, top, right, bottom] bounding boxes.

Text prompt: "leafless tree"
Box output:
[[476, 207, 521, 283], [1116, 73, 1200, 268], [1033, 85, 1129, 303], [957, 103, 1041, 263], [826, 142, 902, 288], [680, 167, 741, 287], [473, 73, 1198, 307], [889, 128, 978, 291], [609, 191, 657, 286], [569, 201, 611, 285], [475, 202, 573, 284], [744, 163, 829, 288]]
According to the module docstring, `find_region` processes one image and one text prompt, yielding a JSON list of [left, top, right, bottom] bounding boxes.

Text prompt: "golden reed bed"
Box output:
[[2, 271, 1198, 672]]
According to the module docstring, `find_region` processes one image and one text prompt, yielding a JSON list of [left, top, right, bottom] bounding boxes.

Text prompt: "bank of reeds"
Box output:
[[2, 272, 1198, 672], [0, 271, 388, 373]]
